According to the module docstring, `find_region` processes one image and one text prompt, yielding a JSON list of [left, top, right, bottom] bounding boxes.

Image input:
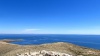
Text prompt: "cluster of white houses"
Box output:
[[16, 50, 73, 56]]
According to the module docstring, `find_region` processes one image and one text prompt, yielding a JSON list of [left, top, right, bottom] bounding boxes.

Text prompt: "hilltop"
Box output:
[[0, 41, 100, 56]]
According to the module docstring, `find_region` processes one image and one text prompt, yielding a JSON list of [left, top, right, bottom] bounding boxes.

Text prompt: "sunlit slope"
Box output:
[[0, 42, 100, 56]]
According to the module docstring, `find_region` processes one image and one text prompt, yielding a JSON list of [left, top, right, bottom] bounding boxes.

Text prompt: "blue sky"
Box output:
[[0, 0, 100, 34]]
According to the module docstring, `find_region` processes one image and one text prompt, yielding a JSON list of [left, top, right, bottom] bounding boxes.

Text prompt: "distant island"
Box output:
[[0, 39, 100, 56], [0, 39, 23, 43]]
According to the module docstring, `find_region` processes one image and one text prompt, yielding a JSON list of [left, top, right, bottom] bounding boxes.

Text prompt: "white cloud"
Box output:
[[21, 29, 40, 34], [1, 28, 100, 34], [24, 29, 40, 31]]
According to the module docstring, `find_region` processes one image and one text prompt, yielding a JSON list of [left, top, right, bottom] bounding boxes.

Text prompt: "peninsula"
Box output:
[[0, 40, 100, 56]]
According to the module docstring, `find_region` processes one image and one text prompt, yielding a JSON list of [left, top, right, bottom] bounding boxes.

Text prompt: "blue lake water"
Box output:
[[0, 34, 100, 50]]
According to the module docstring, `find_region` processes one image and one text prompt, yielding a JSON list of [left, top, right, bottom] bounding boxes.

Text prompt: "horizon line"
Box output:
[[0, 33, 100, 35]]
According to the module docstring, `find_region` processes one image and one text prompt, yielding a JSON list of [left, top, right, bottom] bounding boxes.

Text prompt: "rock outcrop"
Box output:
[[16, 50, 72, 56]]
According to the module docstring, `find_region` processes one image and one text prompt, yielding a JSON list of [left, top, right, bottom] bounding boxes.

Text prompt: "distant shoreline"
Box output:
[[0, 39, 23, 43]]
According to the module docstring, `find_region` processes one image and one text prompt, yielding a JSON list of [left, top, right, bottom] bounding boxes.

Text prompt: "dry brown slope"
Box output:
[[0, 42, 20, 56], [0, 42, 100, 56]]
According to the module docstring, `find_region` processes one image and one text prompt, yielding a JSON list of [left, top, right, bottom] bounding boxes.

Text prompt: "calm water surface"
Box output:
[[0, 34, 100, 50]]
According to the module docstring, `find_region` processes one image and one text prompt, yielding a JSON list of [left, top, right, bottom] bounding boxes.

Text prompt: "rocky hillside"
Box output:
[[0, 41, 100, 56], [16, 50, 72, 56]]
